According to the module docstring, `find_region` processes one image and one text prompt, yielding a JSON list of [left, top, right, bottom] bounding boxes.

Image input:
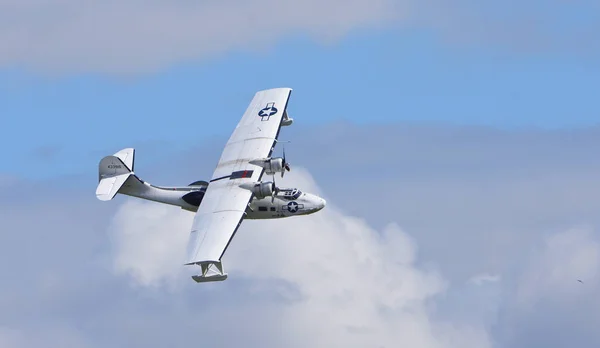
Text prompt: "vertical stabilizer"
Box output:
[[96, 148, 134, 201], [113, 148, 135, 171]]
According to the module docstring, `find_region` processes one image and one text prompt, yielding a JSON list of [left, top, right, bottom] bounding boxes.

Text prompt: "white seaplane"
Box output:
[[95, 88, 326, 283]]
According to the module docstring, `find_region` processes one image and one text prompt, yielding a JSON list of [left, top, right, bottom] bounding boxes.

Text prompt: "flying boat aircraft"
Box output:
[[95, 88, 326, 283]]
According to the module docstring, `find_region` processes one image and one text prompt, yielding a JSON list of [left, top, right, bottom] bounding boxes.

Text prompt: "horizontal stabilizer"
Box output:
[[96, 173, 131, 201]]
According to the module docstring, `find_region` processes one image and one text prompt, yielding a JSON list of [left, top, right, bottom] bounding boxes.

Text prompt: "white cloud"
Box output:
[[515, 227, 600, 310], [6, 124, 600, 347], [491, 226, 600, 348], [107, 198, 193, 288], [108, 167, 492, 347], [2, 0, 596, 74], [0, 325, 93, 348], [0, 0, 399, 74], [469, 273, 501, 286]]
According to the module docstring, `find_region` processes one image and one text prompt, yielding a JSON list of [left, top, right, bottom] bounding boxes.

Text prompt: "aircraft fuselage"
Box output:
[[115, 176, 325, 219], [245, 190, 326, 219]]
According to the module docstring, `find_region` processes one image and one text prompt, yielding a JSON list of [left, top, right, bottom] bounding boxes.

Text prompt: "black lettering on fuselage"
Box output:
[[108, 165, 122, 169]]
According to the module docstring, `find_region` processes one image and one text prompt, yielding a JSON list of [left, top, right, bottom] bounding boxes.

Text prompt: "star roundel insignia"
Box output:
[[258, 102, 278, 118], [287, 201, 299, 213]]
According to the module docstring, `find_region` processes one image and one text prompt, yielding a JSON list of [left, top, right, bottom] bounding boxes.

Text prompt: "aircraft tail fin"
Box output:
[[96, 148, 135, 201]]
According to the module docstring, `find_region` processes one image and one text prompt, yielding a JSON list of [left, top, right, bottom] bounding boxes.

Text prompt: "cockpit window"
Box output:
[[281, 188, 303, 200]]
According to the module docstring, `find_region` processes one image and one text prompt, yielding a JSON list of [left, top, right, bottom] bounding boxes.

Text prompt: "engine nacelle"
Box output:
[[249, 157, 285, 175], [239, 181, 274, 199]]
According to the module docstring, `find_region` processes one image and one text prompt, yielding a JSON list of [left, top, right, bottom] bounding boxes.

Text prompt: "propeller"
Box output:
[[281, 144, 291, 178], [271, 175, 280, 203]]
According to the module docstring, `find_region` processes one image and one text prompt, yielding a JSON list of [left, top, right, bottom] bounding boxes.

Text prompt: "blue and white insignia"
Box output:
[[258, 102, 278, 121], [285, 201, 303, 213]]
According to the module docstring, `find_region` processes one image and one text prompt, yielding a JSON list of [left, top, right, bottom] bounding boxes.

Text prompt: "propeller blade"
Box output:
[[271, 175, 277, 202], [281, 144, 290, 177]]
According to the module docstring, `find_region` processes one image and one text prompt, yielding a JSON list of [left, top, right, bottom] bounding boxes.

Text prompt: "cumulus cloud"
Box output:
[[3, 123, 600, 347], [107, 199, 193, 288], [412, 0, 600, 57], [0, 325, 93, 348], [108, 167, 492, 347], [0, 0, 597, 74], [0, 0, 399, 74], [286, 123, 600, 284], [515, 227, 600, 309], [493, 227, 600, 348]]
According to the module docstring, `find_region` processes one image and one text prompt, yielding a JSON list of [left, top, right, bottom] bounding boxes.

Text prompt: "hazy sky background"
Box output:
[[1, 1, 599, 347]]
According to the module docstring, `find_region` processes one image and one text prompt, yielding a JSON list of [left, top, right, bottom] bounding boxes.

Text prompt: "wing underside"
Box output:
[[184, 87, 293, 282]]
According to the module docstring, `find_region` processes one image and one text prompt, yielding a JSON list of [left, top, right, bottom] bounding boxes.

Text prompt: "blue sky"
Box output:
[[1, 1, 599, 182], [3, 2, 600, 347]]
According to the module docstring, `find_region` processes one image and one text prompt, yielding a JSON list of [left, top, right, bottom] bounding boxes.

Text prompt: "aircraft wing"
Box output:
[[184, 87, 293, 282]]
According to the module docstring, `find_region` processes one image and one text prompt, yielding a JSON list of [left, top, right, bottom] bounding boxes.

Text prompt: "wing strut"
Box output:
[[191, 261, 228, 283]]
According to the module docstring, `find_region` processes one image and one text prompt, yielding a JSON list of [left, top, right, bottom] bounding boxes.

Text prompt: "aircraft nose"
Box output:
[[304, 194, 326, 213], [317, 197, 326, 211]]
